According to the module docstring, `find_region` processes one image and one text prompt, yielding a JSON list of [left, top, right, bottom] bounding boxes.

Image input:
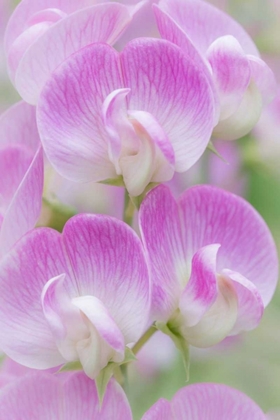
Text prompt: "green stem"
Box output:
[[132, 325, 157, 355], [123, 190, 135, 227]]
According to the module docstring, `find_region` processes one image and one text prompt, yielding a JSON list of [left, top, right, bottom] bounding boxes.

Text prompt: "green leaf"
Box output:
[[95, 363, 116, 406], [156, 321, 190, 381], [121, 347, 137, 364], [59, 360, 83, 373], [207, 141, 228, 163]]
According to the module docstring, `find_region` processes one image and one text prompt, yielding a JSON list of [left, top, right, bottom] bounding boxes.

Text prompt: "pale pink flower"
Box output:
[[154, 0, 276, 140], [0, 102, 43, 259], [37, 38, 216, 196], [142, 383, 266, 419], [5, 0, 143, 105], [139, 185, 278, 347], [0, 372, 132, 419], [0, 214, 150, 379]]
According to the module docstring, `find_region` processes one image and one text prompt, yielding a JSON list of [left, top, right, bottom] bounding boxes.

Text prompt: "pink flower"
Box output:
[[0, 214, 150, 379], [0, 372, 132, 419], [0, 102, 43, 259], [139, 185, 278, 347], [37, 38, 216, 196], [142, 383, 266, 419], [5, 0, 143, 105], [154, 0, 276, 140]]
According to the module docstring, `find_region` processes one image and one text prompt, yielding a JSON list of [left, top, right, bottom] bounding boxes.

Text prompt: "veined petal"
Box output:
[[15, 3, 135, 104], [179, 244, 219, 327], [179, 274, 238, 347], [64, 375, 133, 419], [62, 214, 150, 343], [153, 4, 220, 124], [179, 185, 278, 307], [207, 35, 251, 120], [121, 38, 215, 172], [142, 398, 173, 420], [171, 383, 266, 419], [139, 185, 185, 321], [0, 101, 39, 151], [0, 146, 44, 258], [73, 295, 125, 357], [222, 269, 264, 335], [4, 0, 97, 52], [0, 228, 73, 368], [37, 43, 122, 183], [157, 0, 259, 56], [0, 373, 62, 419]]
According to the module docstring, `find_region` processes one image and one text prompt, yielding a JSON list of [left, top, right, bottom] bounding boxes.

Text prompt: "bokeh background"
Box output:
[[1, 0, 280, 418]]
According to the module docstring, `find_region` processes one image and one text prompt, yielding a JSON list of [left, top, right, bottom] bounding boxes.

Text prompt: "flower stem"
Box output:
[[132, 325, 157, 355], [123, 190, 135, 227]]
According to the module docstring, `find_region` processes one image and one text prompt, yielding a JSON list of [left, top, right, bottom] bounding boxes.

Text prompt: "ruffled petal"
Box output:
[[15, 3, 135, 104], [121, 38, 216, 172]]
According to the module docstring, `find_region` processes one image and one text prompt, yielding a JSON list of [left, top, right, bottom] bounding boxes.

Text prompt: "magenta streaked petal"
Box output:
[[73, 295, 125, 357], [222, 269, 264, 335], [207, 35, 251, 120], [4, 0, 98, 52], [121, 38, 215, 172], [179, 244, 219, 327], [171, 383, 266, 419], [62, 214, 150, 343], [153, 4, 220, 124], [0, 228, 72, 368], [139, 185, 184, 321], [157, 0, 259, 56], [142, 398, 172, 420], [37, 43, 121, 183], [179, 185, 278, 307], [64, 375, 133, 419], [15, 3, 134, 104]]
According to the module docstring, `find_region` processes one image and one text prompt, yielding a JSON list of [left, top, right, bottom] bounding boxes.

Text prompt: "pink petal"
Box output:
[[73, 295, 125, 356], [37, 43, 121, 183], [206, 35, 251, 120], [179, 185, 278, 306], [142, 398, 172, 420], [0, 101, 39, 151], [0, 228, 72, 368], [139, 185, 184, 322], [64, 375, 133, 419], [0, 373, 62, 419], [179, 244, 219, 327], [157, 0, 259, 56], [171, 383, 266, 419], [222, 269, 264, 335], [248, 55, 277, 106], [15, 3, 135, 104], [62, 214, 150, 343], [4, 0, 97, 52], [0, 146, 44, 258], [153, 4, 220, 124], [121, 38, 216, 172]]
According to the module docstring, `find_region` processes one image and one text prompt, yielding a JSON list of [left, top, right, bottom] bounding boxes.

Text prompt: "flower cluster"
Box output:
[[0, 0, 278, 418]]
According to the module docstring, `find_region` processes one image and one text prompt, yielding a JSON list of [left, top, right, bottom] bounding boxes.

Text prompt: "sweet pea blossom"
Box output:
[[5, 0, 144, 105], [37, 38, 216, 197], [0, 102, 43, 259], [0, 372, 132, 419], [0, 214, 150, 379], [154, 0, 276, 140], [139, 185, 278, 348], [142, 383, 266, 419]]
